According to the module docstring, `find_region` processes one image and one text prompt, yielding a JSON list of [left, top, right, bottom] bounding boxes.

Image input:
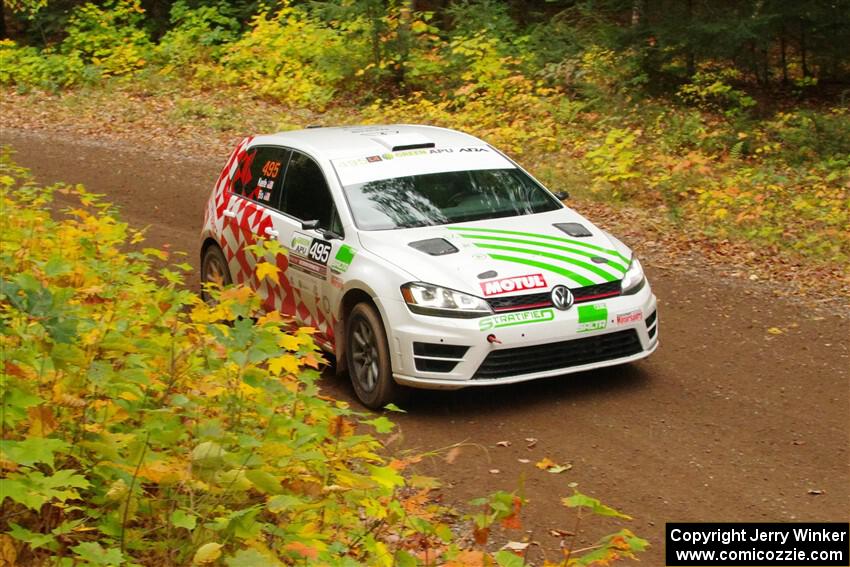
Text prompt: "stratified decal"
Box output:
[[330, 244, 356, 274], [577, 304, 608, 333], [479, 308, 555, 331], [480, 273, 547, 296]]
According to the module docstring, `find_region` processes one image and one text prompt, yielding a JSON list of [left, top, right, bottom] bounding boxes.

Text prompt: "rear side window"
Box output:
[[281, 151, 337, 230], [231, 146, 291, 210]]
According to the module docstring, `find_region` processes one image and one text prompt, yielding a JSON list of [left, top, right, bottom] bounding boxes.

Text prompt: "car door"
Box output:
[[221, 145, 297, 314], [277, 150, 350, 350]]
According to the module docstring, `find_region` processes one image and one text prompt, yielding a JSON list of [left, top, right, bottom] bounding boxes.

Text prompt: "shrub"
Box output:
[[204, 5, 363, 110], [64, 0, 153, 77], [154, 1, 240, 71], [0, 40, 86, 90]]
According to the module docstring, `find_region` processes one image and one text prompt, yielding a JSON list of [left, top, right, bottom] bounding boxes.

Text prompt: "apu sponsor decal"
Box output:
[[330, 244, 356, 274], [577, 304, 608, 333], [616, 309, 643, 325], [480, 273, 548, 296], [290, 232, 312, 256], [479, 308, 555, 331]]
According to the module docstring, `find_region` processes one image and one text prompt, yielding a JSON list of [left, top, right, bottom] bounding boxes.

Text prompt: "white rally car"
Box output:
[[201, 125, 658, 408]]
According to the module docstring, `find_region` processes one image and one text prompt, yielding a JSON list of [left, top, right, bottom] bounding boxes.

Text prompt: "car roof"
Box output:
[[248, 124, 487, 161]]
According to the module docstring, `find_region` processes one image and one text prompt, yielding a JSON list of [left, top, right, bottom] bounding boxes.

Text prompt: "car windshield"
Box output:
[[343, 168, 562, 230]]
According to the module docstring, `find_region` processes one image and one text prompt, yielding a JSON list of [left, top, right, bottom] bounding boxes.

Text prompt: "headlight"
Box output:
[[621, 256, 646, 295], [401, 282, 492, 318]]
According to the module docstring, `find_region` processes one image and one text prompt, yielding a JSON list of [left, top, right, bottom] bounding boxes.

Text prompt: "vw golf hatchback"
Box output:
[[201, 125, 658, 408]]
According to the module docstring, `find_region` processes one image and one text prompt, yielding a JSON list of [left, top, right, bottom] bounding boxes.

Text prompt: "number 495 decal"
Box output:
[[308, 240, 332, 264]]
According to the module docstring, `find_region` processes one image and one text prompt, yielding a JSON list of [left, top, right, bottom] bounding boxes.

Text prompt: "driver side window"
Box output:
[[281, 151, 339, 232]]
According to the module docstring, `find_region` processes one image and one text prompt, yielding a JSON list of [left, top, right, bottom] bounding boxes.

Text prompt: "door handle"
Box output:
[[264, 227, 279, 238], [223, 210, 237, 218]]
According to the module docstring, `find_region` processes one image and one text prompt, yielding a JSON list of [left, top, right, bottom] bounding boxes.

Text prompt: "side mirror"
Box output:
[[554, 190, 570, 200], [318, 229, 342, 241], [301, 219, 320, 230]]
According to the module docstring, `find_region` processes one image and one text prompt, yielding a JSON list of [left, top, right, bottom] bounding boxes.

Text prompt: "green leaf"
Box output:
[[383, 403, 407, 413], [194, 542, 223, 565], [71, 541, 125, 566], [191, 441, 226, 468], [394, 550, 418, 567], [225, 548, 284, 567], [364, 416, 395, 434], [495, 550, 526, 567], [267, 494, 303, 513], [366, 465, 405, 490], [1, 437, 69, 468], [8, 523, 56, 550], [171, 509, 197, 530], [561, 490, 631, 519], [244, 469, 282, 494]]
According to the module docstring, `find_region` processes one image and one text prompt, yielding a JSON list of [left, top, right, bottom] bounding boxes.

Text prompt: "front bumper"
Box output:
[[379, 283, 658, 390]]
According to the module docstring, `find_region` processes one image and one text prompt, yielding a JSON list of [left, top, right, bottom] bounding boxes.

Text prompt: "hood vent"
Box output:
[[409, 238, 459, 256], [554, 222, 592, 237], [392, 143, 435, 151], [477, 270, 498, 279], [368, 132, 435, 152]]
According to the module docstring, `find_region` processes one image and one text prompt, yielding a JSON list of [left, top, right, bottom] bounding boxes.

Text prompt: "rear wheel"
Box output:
[[200, 244, 231, 303], [346, 302, 398, 409]]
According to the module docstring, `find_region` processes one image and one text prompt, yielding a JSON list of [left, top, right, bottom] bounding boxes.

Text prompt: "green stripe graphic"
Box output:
[[459, 233, 627, 274], [476, 243, 619, 282], [486, 254, 595, 287], [449, 226, 630, 263]]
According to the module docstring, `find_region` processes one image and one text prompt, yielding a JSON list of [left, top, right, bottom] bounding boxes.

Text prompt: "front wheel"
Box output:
[[345, 302, 398, 409], [200, 244, 231, 303]]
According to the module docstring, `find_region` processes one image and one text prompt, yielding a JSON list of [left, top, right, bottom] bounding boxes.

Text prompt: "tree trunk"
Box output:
[[761, 47, 770, 85], [631, 0, 644, 26], [779, 30, 788, 84], [685, 0, 695, 77], [800, 21, 809, 77], [0, 2, 6, 40]]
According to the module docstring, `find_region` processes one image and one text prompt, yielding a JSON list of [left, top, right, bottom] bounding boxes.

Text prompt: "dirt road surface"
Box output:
[[3, 129, 848, 565]]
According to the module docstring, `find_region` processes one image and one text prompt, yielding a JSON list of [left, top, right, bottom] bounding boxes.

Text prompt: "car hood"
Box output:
[[356, 208, 633, 297]]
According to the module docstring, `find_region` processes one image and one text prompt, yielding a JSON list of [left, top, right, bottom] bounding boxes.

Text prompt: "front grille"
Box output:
[[473, 329, 642, 380], [413, 342, 469, 374], [487, 292, 552, 312], [572, 281, 622, 302], [485, 281, 622, 313]]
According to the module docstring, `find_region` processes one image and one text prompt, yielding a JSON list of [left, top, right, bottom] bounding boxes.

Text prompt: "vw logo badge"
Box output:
[[551, 285, 574, 311]]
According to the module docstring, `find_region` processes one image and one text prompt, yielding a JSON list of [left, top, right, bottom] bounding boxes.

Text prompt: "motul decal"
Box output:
[[480, 273, 547, 296]]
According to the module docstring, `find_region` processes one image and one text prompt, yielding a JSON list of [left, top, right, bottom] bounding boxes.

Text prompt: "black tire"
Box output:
[[200, 244, 231, 303], [345, 302, 398, 409]]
